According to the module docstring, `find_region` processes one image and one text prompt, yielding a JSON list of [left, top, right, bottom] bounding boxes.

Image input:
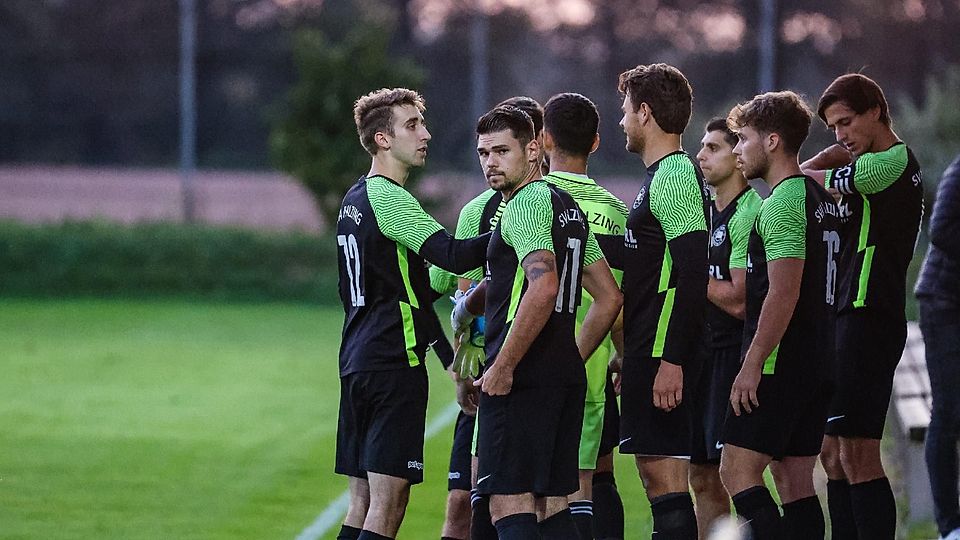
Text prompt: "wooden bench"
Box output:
[[890, 322, 934, 522]]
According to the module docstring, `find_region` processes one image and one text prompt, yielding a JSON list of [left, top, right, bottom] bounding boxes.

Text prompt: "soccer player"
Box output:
[[471, 105, 623, 539], [435, 95, 545, 540], [334, 88, 490, 540], [690, 118, 762, 536], [597, 63, 709, 540], [802, 73, 924, 540], [537, 91, 630, 540], [719, 91, 840, 540]]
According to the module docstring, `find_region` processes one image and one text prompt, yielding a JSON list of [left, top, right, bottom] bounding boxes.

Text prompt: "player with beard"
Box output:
[[465, 105, 622, 540], [595, 63, 709, 540], [719, 91, 839, 540], [802, 74, 924, 540], [690, 118, 761, 536]]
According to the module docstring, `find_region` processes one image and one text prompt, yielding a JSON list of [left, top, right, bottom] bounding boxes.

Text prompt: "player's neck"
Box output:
[[368, 154, 410, 186], [547, 153, 588, 176], [764, 157, 803, 189], [714, 178, 747, 211], [867, 127, 900, 154], [502, 166, 542, 202], [641, 133, 683, 168]]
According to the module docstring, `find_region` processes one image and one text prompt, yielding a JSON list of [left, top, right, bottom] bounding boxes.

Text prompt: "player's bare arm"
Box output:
[[576, 258, 623, 363], [475, 249, 558, 396], [731, 257, 803, 416], [707, 268, 747, 320], [801, 143, 851, 188]]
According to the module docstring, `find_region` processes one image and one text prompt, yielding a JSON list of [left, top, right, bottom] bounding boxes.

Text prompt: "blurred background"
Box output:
[[1, 1, 959, 538]]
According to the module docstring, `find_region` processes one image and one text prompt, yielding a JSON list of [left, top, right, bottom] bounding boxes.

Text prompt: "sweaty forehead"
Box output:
[[823, 101, 855, 124]]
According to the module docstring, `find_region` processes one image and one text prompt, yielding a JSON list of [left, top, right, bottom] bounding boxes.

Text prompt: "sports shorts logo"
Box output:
[[633, 186, 647, 209], [477, 474, 492, 484], [407, 460, 424, 470], [448, 471, 461, 480], [711, 225, 727, 247]]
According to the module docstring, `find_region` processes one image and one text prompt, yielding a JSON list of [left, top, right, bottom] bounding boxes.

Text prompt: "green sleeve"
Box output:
[[455, 190, 495, 239], [584, 229, 603, 266], [455, 190, 496, 282], [367, 177, 444, 253], [826, 143, 908, 195], [501, 185, 554, 263], [429, 265, 458, 294], [757, 185, 806, 261], [649, 167, 707, 241], [729, 191, 762, 269]]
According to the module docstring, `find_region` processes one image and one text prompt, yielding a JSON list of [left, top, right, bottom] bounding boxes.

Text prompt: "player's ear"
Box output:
[[526, 138, 540, 164], [766, 131, 780, 153], [590, 133, 600, 154], [374, 131, 391, 152], [867, 105, 881, 123], [542, 130, 555, 152]]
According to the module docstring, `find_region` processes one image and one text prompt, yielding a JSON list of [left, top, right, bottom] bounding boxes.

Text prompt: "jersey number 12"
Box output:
[[337, 234, 365, 307]]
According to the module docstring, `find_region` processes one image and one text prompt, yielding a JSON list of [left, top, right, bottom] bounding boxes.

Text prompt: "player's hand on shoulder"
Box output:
[[730, 365, 761, 416], [652, 360, 683, 412]]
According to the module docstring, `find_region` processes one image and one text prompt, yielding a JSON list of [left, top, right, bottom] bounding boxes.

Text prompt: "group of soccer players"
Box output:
[[334, 63, 923, 540]]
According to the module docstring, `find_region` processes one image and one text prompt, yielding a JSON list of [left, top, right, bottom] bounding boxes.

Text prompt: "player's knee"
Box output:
[[839, 438, 884, 481], [445, 489, 472, 522], [689, 464, 721, 494], [819, 437, 845, 479]]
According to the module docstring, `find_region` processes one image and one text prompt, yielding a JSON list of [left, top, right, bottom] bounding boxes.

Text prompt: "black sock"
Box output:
[[732, 486, 782, 540], [357, 531, 392, 540], [849, 477, 896, 540], [470, 490, 499, 540], [337, 524, 362, 540], [782, 496, 824, 540], [569, 500, 593, 539], [649, 492, 698, 540], [826, 479, 858, 540], [495, 512, 540, 540], [592, 471, 624, 539], [539, 508, 578, 539]]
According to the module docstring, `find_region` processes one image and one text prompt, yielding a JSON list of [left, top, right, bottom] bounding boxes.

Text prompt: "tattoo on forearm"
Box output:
[[523, 252, 556, 282]]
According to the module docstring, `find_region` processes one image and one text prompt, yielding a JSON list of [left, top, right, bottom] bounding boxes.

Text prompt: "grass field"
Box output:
[[0, 299, 656, 539]]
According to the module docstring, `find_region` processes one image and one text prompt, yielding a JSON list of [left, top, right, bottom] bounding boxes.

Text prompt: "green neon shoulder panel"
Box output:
[[827, 143, 908, 195], [501, 182, 554, 263], [367, 176, 443, 253], [455, 189, 497, 239], [729, 189, 763, 269], [649, 155, 707, 241], [758, 178, 806, 261]]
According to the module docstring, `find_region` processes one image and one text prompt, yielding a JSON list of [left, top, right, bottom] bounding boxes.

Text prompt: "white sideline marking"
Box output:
[[295, 402, 462, 540]]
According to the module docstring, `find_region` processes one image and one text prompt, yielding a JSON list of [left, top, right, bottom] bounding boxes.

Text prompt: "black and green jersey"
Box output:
[[826, 143, 923, 319], [336, 175, 489, 376], [429, 189, 506, 293], [544, 171, 628, 401], [743, 175, 840, 376], [620, 152, 709, 364], [484, 180, 604, 386], [707, 187, 762, 348]]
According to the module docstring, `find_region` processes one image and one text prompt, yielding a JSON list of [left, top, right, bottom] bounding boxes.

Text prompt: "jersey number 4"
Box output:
[[555, 237, 582, 314], [823, 230, 840, 306], [337, 234, 365, 307]]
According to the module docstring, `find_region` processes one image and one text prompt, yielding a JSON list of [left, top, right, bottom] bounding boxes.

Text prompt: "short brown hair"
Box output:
[[497, 96, 544, 137], [727, 91, 813, 156], [618, 63, 692, 134], [476, 105, 535, 148], [817, 73, 890, 127], [353, 88, 426, 155], [705, 117, 738, 148]]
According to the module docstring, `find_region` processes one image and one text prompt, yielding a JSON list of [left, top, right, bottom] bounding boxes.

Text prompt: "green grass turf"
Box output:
[[0, 299, 656, 539]]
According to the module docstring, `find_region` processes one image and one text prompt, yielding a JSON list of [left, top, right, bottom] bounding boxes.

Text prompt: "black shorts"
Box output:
[[619, 356, 698, 457], [722, 358, 832, 460], [448, 411, 475, 491], [476, 382, 585, 497], [691, 343, 740, 464], [335, 366, 428, 484], [598, 372, 620, 458], [825, 309, 907, 439]]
